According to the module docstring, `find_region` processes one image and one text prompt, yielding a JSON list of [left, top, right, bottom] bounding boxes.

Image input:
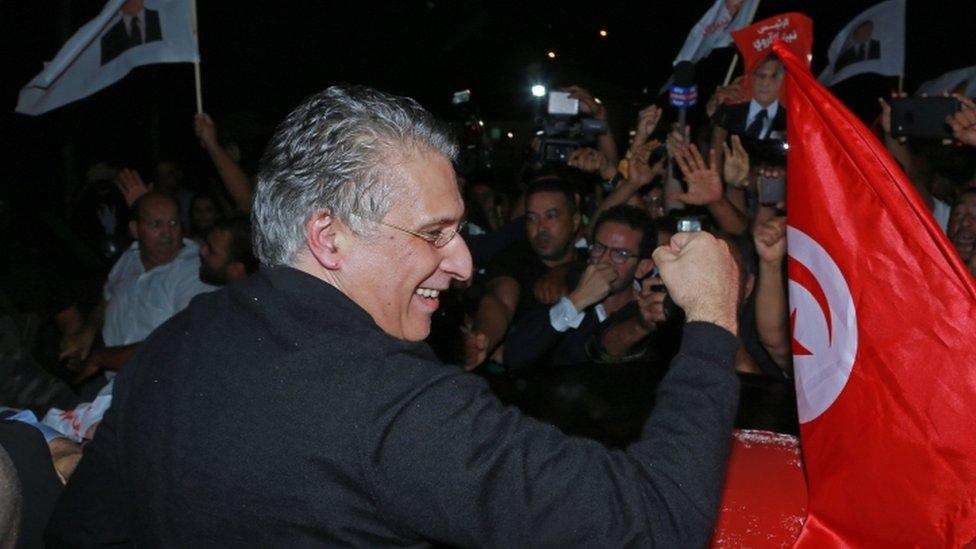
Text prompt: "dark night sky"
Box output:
[[2, 0, 974, 208]]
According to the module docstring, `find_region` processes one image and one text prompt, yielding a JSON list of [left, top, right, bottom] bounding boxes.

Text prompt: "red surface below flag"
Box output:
[[775, 39, 976, 546]]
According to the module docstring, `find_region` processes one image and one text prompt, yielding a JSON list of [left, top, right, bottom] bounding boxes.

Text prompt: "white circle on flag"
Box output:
[[787, 226, 858, 423]]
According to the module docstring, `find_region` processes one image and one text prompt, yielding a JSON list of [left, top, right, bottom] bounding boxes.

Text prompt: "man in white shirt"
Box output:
[[59, 192, 214, 382]]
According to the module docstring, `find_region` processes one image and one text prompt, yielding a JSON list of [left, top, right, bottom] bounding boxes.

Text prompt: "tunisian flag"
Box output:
[[775, 39, 976, 546]]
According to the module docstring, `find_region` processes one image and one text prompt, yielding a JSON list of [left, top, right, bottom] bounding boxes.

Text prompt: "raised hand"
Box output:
[[671, 144, 723, 206], [705, 76, 745, 118], [753, 216, 787, 264], [653, 231, 739, 334], [194, 112, 219, 151], [115, 168, 151, 207], [566, 85, 606, 119], [628, 140, 665, 186], [632, 105, 663, 149], [947, 96, 976, 148], [722, 134, 750, 189]]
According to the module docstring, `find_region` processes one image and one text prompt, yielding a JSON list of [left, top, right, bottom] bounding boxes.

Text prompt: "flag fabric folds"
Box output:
[[818, 0, 905, 87], [673, 0, 759, 65], [917, 65, 976, 99], [774, 39, 976, 546], [16, 0, 198, 116]]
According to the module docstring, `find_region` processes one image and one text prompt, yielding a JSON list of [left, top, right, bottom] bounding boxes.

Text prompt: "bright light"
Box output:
[[531, 84, 546, 97], [506, 131, 514, 139], [478, 120, 484, 127], [547, 51, 556, 59], [598, 29, 608, 37]]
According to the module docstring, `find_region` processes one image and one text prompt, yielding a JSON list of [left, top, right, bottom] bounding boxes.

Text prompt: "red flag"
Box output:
[[729, 13, 812, 103], [775, 38, 976, 546]]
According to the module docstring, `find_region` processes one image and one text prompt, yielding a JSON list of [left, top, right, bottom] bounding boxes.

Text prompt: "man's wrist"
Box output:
[[685, 309, 737, 336]]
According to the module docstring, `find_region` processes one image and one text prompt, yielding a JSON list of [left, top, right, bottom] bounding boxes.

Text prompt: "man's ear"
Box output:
[[128, 220, 138, 240], [304, 209, 343, 270], [572, 211, 582, 234], [635, 258, 655, 280]]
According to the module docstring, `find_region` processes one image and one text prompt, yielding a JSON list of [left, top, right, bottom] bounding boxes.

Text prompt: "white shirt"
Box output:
[[746, 99, 780, 140], [121, 10, 147, 43], [102, 239, 216, 346], [549, 296, 608, 332], [933, 198, 951, 233]]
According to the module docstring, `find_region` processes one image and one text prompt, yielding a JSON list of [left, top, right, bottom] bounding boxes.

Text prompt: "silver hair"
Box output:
[[251, 85, 458, 266]]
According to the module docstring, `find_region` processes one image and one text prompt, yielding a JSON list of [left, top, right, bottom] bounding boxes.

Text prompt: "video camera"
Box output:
[[536, 90, 608, 164]]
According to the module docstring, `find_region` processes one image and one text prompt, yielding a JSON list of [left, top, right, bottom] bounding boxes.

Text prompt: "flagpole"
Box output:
[[722, 0, 763, 85], [191, 0, 203, 114], [898, 74, 904, 94]]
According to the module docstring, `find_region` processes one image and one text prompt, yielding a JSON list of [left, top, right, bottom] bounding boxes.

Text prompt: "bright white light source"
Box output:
[[599, 29, 608, 37], [547, 51, 556, 59], [531, 84, 546, 97], [506, 131, 514, 139]]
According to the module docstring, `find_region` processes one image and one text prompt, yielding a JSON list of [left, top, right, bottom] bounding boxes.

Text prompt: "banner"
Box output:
[[917, 65, 976, 98], [673, 0, 759, 65], [730, 13, 813, 75], [774, 40, 976, 546], [818, 0, 905, 87], [16, 0, 198, 116]]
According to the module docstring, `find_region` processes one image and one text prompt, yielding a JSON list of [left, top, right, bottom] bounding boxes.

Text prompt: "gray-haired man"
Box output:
[[49, 85, 741, 546]]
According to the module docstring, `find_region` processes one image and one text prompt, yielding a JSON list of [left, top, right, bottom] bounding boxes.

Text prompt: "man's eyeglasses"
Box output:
[[379, 220, 467, 248], [588, 241, 638, 265]]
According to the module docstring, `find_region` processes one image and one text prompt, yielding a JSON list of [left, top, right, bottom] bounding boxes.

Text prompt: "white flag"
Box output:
[[673, 0, 759, 65], [916, 66, 976, 98], [818, 0, 905, 87], [16, 0, 198, 116]]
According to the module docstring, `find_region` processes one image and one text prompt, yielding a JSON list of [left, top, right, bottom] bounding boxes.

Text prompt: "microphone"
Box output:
[[668, 61, 698, 131], [664, 61, 698, 213]]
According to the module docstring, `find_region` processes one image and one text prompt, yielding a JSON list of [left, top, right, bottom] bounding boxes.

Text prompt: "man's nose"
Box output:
[[442, 235, 474, 282]]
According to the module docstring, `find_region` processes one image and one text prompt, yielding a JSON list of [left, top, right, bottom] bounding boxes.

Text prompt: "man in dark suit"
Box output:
[[100, 0, 163, 65], [713, 55, 786, 141], [834, 20, 881, 73]]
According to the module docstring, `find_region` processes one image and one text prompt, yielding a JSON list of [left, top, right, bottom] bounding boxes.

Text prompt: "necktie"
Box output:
[[746, 109, 768, 139], [129, 17, 142, 46]]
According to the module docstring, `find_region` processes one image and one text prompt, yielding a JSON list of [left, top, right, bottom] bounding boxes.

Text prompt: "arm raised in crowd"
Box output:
[[590, 141, 664, 227], [753, 216, 792, 372], [672, 143, 750, 235], [369, 231, 740, 547], [567, 85, 619, 168], [947, 95, 976, 148], [194, 113, 253, 213], [877, 93, 937, 210]]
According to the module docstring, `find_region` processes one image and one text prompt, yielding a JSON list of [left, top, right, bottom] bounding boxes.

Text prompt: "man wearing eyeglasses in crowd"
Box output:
[[504, 205, 668, 369]]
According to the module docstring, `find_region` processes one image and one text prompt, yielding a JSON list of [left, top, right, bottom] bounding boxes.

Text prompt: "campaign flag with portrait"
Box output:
[[818, 0, 905, 87], [673, 0, 759, 65], [773, 40, 976, 546], [16, 0, 198, 116], [917, 65, 976, 99], [728, 13, 812, 101]]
